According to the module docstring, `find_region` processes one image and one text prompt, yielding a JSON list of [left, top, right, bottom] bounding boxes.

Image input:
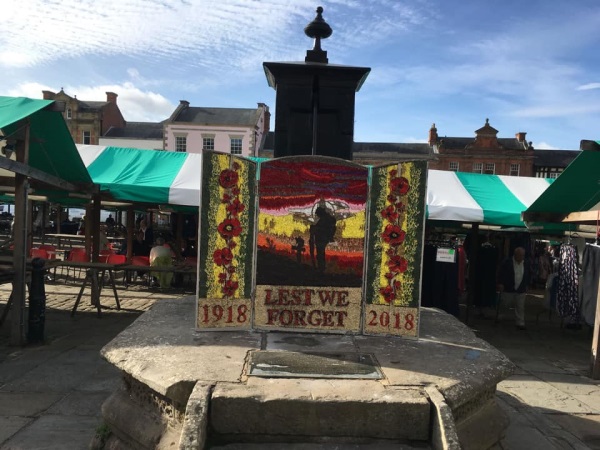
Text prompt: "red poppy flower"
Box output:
[[390, 177, 410, 196], [388, 169, 397, 177], [231, 186, 240, 196], [396, 201, 405, 212], [227, 265, 237, 274], [386, 248, 397, 258], [218, 218, 242, 239], [387, 194, 398, 204], [381, 205, 398, 222], [382, 224, 406, 246], [388, 255, 408, 273], [232, 162, 241, 171], [379, 286, 395, 303], [222, 193, 232, 204], [213, 247, 233, 266], [227, 198, 245, 216], [218, 272, 228, 283], [219, 169, 239, 189], [384, 272, 395, 280], [222, 279, 239, 296], [393, 280, 402, 292], [227, 240, 238, 249]]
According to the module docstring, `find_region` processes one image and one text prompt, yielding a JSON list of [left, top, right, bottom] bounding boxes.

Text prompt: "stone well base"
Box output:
[[95, 297, 514, 449]]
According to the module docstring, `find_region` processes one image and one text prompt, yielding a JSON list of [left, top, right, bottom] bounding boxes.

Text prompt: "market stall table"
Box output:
[[54, 261, 123, 317], [119, 262, 197, 288]]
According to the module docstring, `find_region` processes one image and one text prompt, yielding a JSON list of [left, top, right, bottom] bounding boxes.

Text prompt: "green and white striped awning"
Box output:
[[427, 170, 554, 227], [76, 145, 554, 227], [77, 145, 201, 206]]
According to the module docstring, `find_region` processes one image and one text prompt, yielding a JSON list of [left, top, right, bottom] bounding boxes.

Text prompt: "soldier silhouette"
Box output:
[[309, 206, 336, 273]]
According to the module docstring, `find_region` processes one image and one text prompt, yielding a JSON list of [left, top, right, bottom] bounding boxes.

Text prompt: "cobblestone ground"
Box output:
[[0, 269, 195, 352], [0, 270, 195, 450]]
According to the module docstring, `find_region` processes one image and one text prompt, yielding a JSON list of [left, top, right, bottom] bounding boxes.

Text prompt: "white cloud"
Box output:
[[533, 141, 558, 150], [6, 81, 174, 122], [577, 83, 600, 91]]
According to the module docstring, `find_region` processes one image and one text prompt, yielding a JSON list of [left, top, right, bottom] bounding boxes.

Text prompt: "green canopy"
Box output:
[[523, 146, 600, 225], [0, 96, 92, 186]]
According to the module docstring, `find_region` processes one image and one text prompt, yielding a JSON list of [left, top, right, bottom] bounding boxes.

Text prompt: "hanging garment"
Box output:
[[557, 244, 579, 321], [474, 244, 498, 308], [581, 244, 600, 326], [421, 243, 459, 316]]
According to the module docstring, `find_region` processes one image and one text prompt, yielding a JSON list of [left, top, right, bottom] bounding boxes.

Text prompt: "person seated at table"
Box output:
[[149, 237, 173, 288]]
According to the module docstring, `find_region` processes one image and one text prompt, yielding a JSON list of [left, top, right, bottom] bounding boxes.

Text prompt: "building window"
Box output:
[[82, 130, 91, 145], [484, 163, 495, 174], [202, 137, 214, 151], [66, 108, 72, 120], [175, 136, 187, 152], [548, 172, 559, 179], [449, 161, 459, 172], [509, 164, 520, 176], [472, 163, 482, 174], [230, 137, 243, 155]]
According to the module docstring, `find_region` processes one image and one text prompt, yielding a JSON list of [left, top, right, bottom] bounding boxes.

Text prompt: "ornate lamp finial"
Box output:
[[304, 6, 332, 63]]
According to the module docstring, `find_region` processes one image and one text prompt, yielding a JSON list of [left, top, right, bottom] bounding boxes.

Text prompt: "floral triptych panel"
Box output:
[[197, 152, 256, 329], [254, 156, 368, 333], [364, 161, 427, 337]]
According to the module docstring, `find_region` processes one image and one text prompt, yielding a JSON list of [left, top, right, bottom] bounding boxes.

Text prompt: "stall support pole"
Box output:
[[91, 194, 101, 262], [126, 205, 134, 261], [590, 277, 600, 379], [10, 124, 30, 346], [466, 223, 479, 326]]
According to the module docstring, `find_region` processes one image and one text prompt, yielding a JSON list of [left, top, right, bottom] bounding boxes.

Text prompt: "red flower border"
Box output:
[[214, 161, 245, 298], [379, 170, 410, 303]]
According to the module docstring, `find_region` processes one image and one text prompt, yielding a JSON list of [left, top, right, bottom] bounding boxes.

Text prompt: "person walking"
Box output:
[[497, 246, 530, 330]]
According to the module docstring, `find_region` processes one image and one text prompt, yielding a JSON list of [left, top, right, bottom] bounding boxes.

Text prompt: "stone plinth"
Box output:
[[96, 297, 514, 449]]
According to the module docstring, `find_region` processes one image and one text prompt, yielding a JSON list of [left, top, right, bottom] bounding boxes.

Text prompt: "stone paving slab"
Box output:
[[1, 415, 101, 450], [0, 417, 33, 445], [0, 392, 64, 416], [2, 283, 600, 448]]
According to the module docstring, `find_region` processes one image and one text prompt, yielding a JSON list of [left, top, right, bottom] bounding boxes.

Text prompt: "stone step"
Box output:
[[210, 443, 430, 449], [209, 379, 430, 444]]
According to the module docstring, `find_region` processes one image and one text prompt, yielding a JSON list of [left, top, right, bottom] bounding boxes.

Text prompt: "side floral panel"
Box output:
[[363, 161, 427, 337], [197, 152, 256, 329]]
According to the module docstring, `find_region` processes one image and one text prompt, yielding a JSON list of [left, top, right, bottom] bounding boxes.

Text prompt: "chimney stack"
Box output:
[[428, 123, 438, 146], [515, 132, 526, 142], [42, 90, 55, 100], [106, 92, 118, 103]]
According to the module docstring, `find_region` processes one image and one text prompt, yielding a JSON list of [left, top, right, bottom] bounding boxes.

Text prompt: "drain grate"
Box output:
[[248, 351, 383, 379]]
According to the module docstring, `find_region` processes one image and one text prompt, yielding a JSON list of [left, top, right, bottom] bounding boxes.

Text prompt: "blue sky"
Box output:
[[2, 0, 599, 150]]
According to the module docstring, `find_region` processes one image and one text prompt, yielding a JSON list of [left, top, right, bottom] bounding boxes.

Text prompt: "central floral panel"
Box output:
[[254, 156, 368, 333]]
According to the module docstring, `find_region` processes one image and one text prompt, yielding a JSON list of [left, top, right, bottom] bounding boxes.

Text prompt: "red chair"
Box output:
[[107, 254, 126, 265], [63, 248, 89, 282], [30, 248, 49, 259], [39, 245, 57, 259], [128, 256, 150, 286], [98, 250, 113, 263], [131, 256, 150, 266]]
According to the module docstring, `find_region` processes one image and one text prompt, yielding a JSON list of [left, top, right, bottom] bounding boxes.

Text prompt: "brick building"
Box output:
[[41, 89, 126, 145], [427, 119, 535, 176]]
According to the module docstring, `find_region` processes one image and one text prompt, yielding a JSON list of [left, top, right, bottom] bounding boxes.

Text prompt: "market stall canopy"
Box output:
[[0, 96, 93, 190], [523, 144, 600, 225], [427, 169, 554, 227], [76, 146, 556, 227], [76, 145, 202, 206]]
